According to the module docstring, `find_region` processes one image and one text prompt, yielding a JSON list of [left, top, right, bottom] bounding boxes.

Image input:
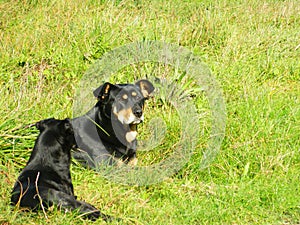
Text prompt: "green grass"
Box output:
[[1, 0, 299, 224]]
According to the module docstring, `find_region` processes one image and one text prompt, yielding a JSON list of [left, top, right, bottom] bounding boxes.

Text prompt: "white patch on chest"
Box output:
[[125, 130, 137, 143]]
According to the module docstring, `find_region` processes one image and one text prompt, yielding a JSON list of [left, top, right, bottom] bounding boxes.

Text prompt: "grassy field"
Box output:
[[0, 0, 299, 224]]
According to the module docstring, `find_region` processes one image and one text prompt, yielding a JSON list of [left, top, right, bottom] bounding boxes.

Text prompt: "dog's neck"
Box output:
[[96, 108, 137, 158]]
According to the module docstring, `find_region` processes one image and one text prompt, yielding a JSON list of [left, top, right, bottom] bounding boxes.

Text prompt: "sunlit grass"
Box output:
[[1, 0, 299, 224]]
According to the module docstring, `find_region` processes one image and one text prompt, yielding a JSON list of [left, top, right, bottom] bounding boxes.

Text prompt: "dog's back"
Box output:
[[11, 118, 75, 207], [11, 118, 111, 221]]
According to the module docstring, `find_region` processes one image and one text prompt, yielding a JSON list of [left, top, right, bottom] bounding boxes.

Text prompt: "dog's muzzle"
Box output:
[[133, 108, 143, 118]]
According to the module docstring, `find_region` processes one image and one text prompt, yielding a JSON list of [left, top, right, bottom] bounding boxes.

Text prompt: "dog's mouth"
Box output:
[[129, 123, 137, 131], [129, 120, 143, 131]]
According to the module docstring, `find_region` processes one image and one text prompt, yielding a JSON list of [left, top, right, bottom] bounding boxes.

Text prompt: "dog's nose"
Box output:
[[133, 108, 143, 118]]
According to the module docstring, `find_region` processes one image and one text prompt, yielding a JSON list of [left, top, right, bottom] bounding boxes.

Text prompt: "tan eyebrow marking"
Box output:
[[122, 94, 128, 99], [132, 92, 137, 96]]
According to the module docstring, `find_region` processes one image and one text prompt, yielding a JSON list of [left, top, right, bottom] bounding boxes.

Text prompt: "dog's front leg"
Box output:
[[126, 140, 138, 166], [128, 156, 138, 166]]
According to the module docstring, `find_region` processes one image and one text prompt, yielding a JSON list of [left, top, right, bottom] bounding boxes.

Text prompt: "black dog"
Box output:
[[71, 79, 154, 168], [11, 118, 110, 221]]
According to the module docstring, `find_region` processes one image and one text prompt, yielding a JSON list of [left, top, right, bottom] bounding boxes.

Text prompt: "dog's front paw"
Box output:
[[128, 158, 138, 166]]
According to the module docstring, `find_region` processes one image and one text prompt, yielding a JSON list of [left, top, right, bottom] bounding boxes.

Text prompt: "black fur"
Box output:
[[11, 118, 110, 221], [71, 79, 154, 167]]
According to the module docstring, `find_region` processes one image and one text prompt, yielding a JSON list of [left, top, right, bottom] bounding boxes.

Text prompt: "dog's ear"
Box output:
[[35, 121, 43, 131], [63, 119, 74, 135], [135, 80, 155, 99], [93, 82, 117, 103], [36, 120, 47, 131], [35, 118, 55, 131]]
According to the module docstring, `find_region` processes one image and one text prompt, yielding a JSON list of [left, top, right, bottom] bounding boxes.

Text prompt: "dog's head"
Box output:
[[93, 79, 154, 128], [36, 118, 75, 147], [27, 118, 76, 164]]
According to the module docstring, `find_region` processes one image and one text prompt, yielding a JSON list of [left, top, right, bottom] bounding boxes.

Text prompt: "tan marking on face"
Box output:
[[113, 107, 134, 124], [131, 91, 137, 96], [122, 94, 128, 100], [128, 158, 138, 166], [125, 131, 137, 143]]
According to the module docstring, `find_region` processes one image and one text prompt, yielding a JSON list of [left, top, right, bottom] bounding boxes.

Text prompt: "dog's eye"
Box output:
[[131, 92, 141, 100], [135, 95, 143, 101], [118, 94, 128, 103], [132, 93, 142, 101]]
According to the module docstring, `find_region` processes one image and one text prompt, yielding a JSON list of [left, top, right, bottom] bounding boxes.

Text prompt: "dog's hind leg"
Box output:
[[40, 188, 111, 221], [11, 184, 41, 209]]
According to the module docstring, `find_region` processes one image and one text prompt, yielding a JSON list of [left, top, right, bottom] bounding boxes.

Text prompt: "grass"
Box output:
[[0, 0, 299, 224]]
